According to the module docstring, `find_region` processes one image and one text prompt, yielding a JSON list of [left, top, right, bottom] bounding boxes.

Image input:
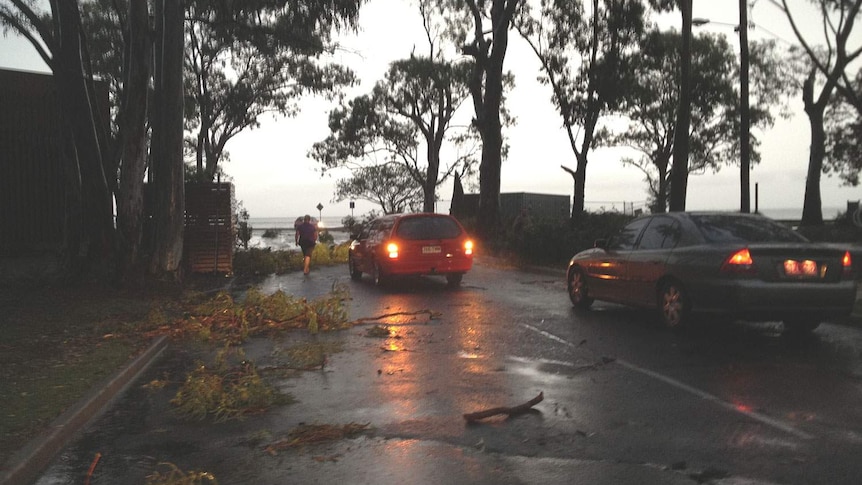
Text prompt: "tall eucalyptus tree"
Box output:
[[515, 0, 649, 217]]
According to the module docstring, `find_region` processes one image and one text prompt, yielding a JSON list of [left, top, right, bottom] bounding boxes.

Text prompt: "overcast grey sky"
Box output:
[[1, 0, 860, 220]]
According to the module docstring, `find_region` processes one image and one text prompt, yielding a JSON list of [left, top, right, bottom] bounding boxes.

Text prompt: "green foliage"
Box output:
[[333, 163, 424, 214], [341, 215, 359, 235], [233, 243, 350, 276], [503, 212, 634, 265], [183, 0, 363, 181], [331, 242, 350, 262], [825, 94, 862, 186], [236, 206, 253, 250], [232, 248, 302, 275], [310, 242, 332, 265], [170, 348, 286, 422], [797, 212, 862, 243], [319, 230, 335, 244], [145, 462, 218, 485], [311, 52, 478, 213]]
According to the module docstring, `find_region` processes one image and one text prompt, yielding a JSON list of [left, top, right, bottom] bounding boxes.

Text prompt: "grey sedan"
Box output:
[[566, 212, 857, 332]]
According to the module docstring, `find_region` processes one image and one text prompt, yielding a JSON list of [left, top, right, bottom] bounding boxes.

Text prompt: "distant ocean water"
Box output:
[[241, 207, 852, 250], [244, 216, 350, 251], [756, 206, 845, 221]]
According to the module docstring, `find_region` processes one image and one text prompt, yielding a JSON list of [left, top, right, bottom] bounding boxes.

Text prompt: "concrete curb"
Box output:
[[0, 335, 169, 485]]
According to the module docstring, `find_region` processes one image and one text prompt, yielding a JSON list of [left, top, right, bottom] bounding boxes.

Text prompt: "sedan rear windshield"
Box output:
[[690, 215, 808, 243], [396, 216, 462, 240]]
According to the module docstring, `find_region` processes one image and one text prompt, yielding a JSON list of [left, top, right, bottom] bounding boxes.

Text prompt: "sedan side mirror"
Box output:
[[594, 239, 608, 249]]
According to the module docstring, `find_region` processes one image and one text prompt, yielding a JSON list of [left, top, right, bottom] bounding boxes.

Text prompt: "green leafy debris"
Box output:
[[170, 348, 288, 422], [145, 462, 218, 484]]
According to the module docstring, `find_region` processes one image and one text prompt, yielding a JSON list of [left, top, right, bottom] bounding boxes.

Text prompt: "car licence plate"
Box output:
[[783, 259, 821, 277], [422, 245, 442, 254]]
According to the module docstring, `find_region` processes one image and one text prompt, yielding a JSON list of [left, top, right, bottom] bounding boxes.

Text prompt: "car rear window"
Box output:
[[395, 216, 462, 240], [690, 215, 808, 243]]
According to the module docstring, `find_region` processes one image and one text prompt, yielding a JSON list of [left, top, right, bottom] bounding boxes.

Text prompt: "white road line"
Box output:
[[521, 323, 814, 440]]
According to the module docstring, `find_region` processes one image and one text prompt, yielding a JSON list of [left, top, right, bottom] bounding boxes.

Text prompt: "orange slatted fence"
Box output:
[[184, 183, 235, 274]]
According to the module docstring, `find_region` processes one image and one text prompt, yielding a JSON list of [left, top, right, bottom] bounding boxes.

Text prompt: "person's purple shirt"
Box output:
[[297, 222, 317, 244]]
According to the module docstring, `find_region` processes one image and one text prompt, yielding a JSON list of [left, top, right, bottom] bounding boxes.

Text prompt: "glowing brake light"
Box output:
[[843, 251, 853, 278], [721, 248, 756, 275], [464, 240, 474, 256], [386, 242, 399, 259]]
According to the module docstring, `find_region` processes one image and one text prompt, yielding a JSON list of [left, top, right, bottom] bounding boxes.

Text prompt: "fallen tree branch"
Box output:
[[463, 392, 544, 422], [348, 309, 442, 326]]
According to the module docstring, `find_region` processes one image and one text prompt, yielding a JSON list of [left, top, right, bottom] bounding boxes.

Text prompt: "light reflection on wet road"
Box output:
[[33, 260, 862, 485]]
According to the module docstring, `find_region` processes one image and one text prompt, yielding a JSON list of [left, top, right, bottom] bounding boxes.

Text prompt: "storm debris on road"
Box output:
[[365, 325, 393, 338], [348, 309, 443, 326], [170, 348, 287, 422], [463, 392, 544, 422], [144, 462, 217, 484], [264, 423, 371, 455]]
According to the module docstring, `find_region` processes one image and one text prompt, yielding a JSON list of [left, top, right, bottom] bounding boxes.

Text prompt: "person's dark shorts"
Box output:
[[300, 242, 316, 257]]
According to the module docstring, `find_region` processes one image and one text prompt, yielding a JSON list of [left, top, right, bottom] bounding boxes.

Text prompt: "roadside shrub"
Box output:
[[796, 211, 862, 243], [310, 242, 332, 265], [502, 211, 634, 266], [330, 242, 350, 263], [319, 230, 335, 244], [232, 248, 301, 275], [342, 215, 360, 235], [233, 242, 350, 276], [262, 229, 281, 238]]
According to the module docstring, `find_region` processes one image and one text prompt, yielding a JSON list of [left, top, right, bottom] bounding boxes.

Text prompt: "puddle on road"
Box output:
[[506, 355, 607, 383]]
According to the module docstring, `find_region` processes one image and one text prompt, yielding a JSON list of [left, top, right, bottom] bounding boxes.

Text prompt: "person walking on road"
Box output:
[[295, 214, 318, 275]]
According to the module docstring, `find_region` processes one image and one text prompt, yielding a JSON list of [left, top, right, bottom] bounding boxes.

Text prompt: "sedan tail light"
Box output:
[[386, 242, 399, 259], [464, 240, 474, 255], [843, 251, 853, 278], [720, 248, 757, 275]]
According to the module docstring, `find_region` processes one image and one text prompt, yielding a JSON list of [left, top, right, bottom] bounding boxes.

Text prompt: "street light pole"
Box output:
[[739, 0, 751, 213], [693, 4, 752, 214]]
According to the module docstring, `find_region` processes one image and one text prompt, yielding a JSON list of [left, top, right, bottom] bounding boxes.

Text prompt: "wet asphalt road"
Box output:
[[35, 260, 862, 484]]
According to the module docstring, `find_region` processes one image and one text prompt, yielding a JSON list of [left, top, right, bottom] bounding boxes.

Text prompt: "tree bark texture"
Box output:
[[54, 1, 115, 266], [149, 0, 185, 277], [467, 0, 520, 240], [116, 0, 152, 280], [801, 73, 825, 226]]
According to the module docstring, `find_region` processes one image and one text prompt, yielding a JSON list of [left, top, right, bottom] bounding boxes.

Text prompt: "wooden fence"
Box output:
[[184, 183, 235, 274]]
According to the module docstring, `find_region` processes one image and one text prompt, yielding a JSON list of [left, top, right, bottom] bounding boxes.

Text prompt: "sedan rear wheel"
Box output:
[[658, 280, 689, 330], [568, 268, 593, 309], [372, 262, 387, 287], [446, 273, 463, 287], [348, 256, 362, 281]]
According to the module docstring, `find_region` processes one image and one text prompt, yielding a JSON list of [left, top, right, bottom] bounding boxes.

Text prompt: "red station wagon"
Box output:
[[348, 213, 474, 286]]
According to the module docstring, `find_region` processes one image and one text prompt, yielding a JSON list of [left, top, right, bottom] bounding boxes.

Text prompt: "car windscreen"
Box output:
[[690, 215, 808, 243], [395, 216, 462, 240]]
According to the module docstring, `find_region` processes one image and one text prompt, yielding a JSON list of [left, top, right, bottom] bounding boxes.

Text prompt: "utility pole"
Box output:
[[739, 0, 751, 213], [670, 0, 693, 212]]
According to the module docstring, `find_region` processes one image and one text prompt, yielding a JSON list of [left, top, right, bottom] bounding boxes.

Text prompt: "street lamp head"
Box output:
[[692, 18, 711, 26]]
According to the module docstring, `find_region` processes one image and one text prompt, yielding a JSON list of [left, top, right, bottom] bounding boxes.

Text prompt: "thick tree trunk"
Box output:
[[801, 106, 825, 226], [656, 158, 670, 213], [54, 1, 114, 269], [424, 138, 441, 213], [149, 0, 185, 278], [475, 0, 516, 239], [116, 0, 152, 281]]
